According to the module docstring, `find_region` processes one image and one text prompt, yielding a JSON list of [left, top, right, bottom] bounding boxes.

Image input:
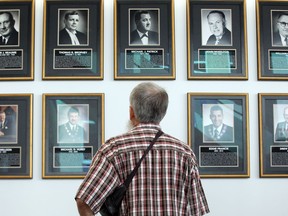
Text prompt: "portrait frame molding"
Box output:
[[187, 0, 248, 80], [42, 0, 104, 80], [259, 93, 288, 177], [0, 0, 34, 81], [42, 93, 105, 179], [187, 93, 250, 178], [114, 0, 175, 80], [0, 94, 33, 179], [256, 0, 288, 80]]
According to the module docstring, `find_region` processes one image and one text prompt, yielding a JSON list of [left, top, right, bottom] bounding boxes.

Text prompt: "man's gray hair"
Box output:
[[130, 82, 168, 123]]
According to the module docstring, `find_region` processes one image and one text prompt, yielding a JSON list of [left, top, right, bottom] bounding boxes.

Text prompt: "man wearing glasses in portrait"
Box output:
[[272, 12, 288, 46]]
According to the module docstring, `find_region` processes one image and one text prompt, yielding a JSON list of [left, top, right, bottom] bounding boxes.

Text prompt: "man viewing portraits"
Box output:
[[203, 104, 234, 142], [201, 9, 232, 46], [129, 9, 160, 46], [274, 105, 288, 142], [57, 105, 89, 143], [272, 11, 288, 46], [0, 10, 19, 46], [58, 9, 88, 46]]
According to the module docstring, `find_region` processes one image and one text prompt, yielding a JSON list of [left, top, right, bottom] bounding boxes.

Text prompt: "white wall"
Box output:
[[1, 0, 287, 215]]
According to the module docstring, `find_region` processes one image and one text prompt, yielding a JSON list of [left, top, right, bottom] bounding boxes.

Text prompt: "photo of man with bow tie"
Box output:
[[129, 9, 159, 46], [0, 11, 19, 46]]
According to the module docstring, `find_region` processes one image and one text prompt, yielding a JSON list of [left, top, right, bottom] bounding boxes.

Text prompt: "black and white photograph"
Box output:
[[58, 9, 88, 46], [187, 0, 247, 80], [201, 9, 232, 46], [271, 10, 288, 47], [188, 93, 249, 177], [257, 1, 288, 79], [0, 10, 20, 47], [273, 104, 288, 142], [0, 105, 18, 144], [129, 9, 160, 46], [0, 0, 34, 80], [43, 0, 103, 80], [114, 0, 175, 79], [0, 94, 33, 179], [202, 104, 234, 143], [43, 93, 104, 178], [259, 94, 288, 177], [57, 104, 89, 144]]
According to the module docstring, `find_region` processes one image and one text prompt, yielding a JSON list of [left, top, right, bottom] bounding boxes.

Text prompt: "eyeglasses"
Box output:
[[278, 21, 288, 27]]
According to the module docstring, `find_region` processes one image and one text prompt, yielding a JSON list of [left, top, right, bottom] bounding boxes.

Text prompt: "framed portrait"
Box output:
[[42, 0, 103, 80], [259, 93, 288, 177], [42, 93, 104, 179], [188, 93, 250, 177], [187, 0, 248, 80], [114, 0, 175, 80], [0, 0, 34, 80], [0, 94, 33, 179], [256, 0, 288, 80]]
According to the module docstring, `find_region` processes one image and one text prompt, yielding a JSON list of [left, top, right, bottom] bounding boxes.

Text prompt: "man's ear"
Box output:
[[129, 106, 135, 121]]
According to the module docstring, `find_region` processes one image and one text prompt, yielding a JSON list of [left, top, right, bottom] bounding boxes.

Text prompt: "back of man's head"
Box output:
[[130, 82, 168, 124]]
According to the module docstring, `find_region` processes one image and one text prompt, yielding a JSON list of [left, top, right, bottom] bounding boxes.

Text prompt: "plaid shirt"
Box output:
[[75, 123, 209, 215]]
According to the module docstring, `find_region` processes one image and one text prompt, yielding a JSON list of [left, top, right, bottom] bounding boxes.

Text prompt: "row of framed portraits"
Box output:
[[1, 93, 288, 179], [4, 0, 288, 80]]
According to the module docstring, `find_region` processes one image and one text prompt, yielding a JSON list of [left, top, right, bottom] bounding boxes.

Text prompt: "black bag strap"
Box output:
[[123, 130, 163, 187]]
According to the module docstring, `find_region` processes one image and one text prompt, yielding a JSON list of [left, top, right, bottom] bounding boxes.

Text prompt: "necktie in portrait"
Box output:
[[213, 129, 218, 139]]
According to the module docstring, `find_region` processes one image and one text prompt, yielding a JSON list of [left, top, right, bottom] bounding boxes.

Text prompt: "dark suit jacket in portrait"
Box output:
[[130, 29, 159, 45], [275, 121, 288, 142], [0, 29, 19, 46], [58, 122, 86, 143], [203, 123, 234, 142], [0, 119, 16, 137], [272, 32, 286, 46], [58, 28, 87, 45], [206, 28, 232, 46]]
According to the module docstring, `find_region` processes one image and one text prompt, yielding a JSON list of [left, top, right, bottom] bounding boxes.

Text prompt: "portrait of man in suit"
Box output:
[[202, 9, 232, 46], [58, 105, 88, 143], [0, 106, 17, 143], [58, 10, 88, 45], [203, 104, 234, 142], [129, 9, 160, 46], [272, 11, 288, 46], [274, 106, 288, 142], [0, 11, 19, 46]]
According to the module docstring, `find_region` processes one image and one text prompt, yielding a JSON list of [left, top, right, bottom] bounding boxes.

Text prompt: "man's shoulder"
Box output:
[[223, 124, 233, 131], [76, 30, 86, 36], [277, 121, 286, 126], [149, 30, 158, 36]]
